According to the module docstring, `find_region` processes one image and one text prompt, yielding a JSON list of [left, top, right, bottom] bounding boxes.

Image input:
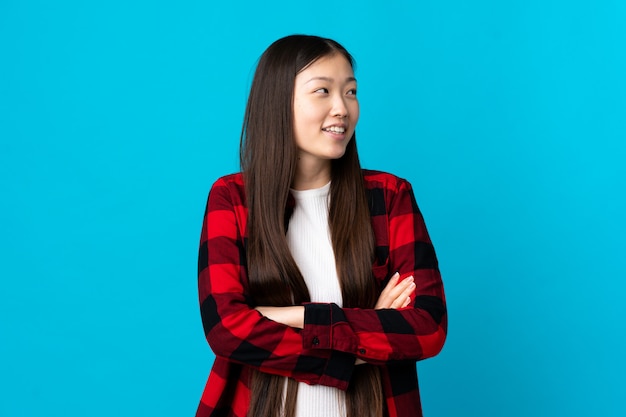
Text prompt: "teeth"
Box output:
[[324, 126, 346, 133]]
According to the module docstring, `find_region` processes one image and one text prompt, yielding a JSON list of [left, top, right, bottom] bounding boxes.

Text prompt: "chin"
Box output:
[[327, 150, 347, 160], [328, 145, 349, 160]]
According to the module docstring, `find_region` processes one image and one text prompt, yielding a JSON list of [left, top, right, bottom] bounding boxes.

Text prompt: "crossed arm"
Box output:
[[256, 272, 416, 329]]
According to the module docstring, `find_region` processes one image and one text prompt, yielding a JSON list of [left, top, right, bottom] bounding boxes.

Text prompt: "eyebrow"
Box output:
[[304, 76, 357, 84]]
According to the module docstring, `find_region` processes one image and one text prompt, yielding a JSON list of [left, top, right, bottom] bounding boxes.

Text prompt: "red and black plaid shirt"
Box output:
[[197, 170, 447, 417]]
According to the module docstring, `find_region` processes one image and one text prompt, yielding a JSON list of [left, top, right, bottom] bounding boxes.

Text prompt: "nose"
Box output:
[[331, 95, 348, 118]]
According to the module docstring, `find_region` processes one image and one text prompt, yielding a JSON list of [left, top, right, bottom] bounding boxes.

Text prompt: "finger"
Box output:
[[375, 274, 400, 308], [403, 296, 411, 308], [389, 275, 413, 298], [376, 274, 413, 309], [396, 296, 411, 309], [380, 272, 400, 296], [390, 279, 416, 309]]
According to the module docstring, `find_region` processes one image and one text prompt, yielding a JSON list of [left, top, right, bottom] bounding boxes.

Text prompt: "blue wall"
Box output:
[[1, 1, 624, 416]]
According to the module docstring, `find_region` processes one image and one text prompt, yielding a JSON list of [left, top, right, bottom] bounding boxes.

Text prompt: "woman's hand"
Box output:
[[374, 272, 416, 309], [355, 273, 415, 365]]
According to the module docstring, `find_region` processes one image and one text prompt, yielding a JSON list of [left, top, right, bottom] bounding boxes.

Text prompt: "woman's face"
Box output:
[[292, 53, 359, 169]]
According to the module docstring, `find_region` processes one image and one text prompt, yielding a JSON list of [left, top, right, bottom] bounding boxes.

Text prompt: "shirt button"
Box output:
[[312, 337, 320, 346], [359, 348, 366, 354]]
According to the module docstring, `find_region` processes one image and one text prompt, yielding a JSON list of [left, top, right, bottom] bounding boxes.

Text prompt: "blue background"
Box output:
[[1, 0, 625, 416]]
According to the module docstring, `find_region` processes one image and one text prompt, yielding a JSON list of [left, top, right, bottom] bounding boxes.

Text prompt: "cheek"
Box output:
[[350, 108, 359, 132], [293, 105, 320, 146], [294, 102, 321, 126], [350, 103, 360, 125]]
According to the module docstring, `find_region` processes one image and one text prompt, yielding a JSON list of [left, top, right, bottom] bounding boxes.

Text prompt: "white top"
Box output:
[[286, 182, 346, 417]]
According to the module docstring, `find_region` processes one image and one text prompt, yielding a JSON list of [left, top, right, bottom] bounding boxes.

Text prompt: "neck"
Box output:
[[292, 158, 331, 190]]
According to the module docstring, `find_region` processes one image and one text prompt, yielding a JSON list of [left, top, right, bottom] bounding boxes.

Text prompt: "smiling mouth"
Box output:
[[322, 126, 346, 134]]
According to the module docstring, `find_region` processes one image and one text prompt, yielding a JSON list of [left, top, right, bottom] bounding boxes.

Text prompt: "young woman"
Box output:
[[196, 35, 447, 417]]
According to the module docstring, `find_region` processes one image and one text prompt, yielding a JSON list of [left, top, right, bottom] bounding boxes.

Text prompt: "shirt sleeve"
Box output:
[[198, 177, 356, 390], [301, 177, 447, 364]]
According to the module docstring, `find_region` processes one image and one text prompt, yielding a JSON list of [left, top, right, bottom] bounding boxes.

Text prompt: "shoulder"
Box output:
[[362, 169, 413, 193], [212, 172, 244, 187], [207, 173, 246, 207], [210, 172, 245, 194]]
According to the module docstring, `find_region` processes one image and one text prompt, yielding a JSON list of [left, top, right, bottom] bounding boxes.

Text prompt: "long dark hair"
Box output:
[[241, 34, 382, 417]]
